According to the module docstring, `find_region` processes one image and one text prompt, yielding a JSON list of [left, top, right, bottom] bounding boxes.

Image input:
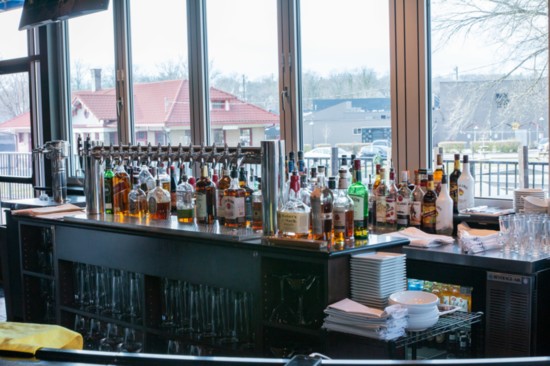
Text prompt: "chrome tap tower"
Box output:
[[33, 140, 70, 204]]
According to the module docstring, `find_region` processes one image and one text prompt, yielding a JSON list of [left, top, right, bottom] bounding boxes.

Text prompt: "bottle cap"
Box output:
[[454, 153, 460, 160], [354, 159, 361, 170], [441, 174, 448, 184], [463, 155, 469, 163], [230, 169, 238, 179], [327, 177, 336, 190]]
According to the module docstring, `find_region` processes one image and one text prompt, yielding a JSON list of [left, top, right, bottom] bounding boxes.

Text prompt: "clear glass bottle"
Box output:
[[113, 162, 131, 215], [299, 174, 312, 206], [310, 174, 334, 242], [138, 163, 155, 194], [457, 155, 475, 212], [436, 174, 454, 235], [128, 172, 147, 218], [222, 168, 247, 228], [340, 155, 352, 185], [410, 169, 424, 228], [348, 159, 368, 240], [147, 176, 171, 220], [449, 153, 461, 213], [375, 167, 387, 232], [385, 168, 398, 231], [396, 170, 412, 229], [104, 159, 114, 214], [157, 164, 171, 192], [278, 171, 310, 239], [195, 165, 216, 224], [176, 173, 195, 224], [216, 166, 231, 225], [252, 178, 263, 231], [421, 173, 438, 234], [333, 168, 355, 247]]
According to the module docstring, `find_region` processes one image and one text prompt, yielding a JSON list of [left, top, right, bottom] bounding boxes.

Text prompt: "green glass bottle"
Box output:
[[348, 159, 368, 239]]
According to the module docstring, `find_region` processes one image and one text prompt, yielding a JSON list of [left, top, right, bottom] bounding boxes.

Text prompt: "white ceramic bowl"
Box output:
[[408, 306, 440, 319], [406, 313, 439, 331], [389, 291, 439, 308]]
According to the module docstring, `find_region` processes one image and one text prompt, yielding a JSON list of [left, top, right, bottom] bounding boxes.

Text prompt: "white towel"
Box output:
[[457, 222, 501, 254], [387, 227, 454, 247]]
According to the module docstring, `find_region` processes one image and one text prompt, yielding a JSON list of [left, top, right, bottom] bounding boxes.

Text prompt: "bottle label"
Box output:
[[148, 197, 157, 214], [196, 193, 207, 218], [311, 199, 322, 234], [410, 201, 422, 225], [252, 201, 263, 222], [222, 196, 245, 220], [333, 208, 346, 233], [245, 196, 253, 221], [396, 197, 410, 225], [129, 199, 138, 214], [422, 204, 437, 226], [350, 195, 364, 219], [104, 179, 113, 209], [278, 211, 309, 234], [450, 182, 459, 205], [457, 181, 474, 210], [217, 191, 225, 218], [376, 197, 386, 223], [386, 199, 396, 223]]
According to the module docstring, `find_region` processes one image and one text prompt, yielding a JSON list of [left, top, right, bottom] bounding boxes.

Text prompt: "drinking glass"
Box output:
[[120, 327, 143, 353], [99, 322, 123, 352], [499, 215, 512, 253], [286, 275, 317, 326], [125, 272, 142, 321], [528, 215, 546, 258], [269, 274, 296, 325]]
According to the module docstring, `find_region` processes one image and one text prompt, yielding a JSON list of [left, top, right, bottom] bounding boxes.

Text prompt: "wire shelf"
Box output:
[[393, 311, 484, 349]]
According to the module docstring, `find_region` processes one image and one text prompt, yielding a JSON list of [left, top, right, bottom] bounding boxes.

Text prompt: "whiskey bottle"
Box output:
[[410, 170, 424, 228], [222, 168, 246, 228], [147, 176, 171, 220], [333, 168, 355, 247], [239, 167, 254, 227], [251, 178, 263, 231], [436, 174, 454, 235], [104, 159, 114, 214], [195, 165, 217, 224], [434, 153, 444, 194], [421, 173, 438, 234], [113, 162, 131, 215], [396, 170, 411, 229], [138, 163, 155, 193], [176, 173, 194, 224], [170, 165, 178, 213], [348, 159, 368, 239], [449, 153, 461, 213], [128, 172, 147, 217], [310, 174, 334, 242], [216, 166, 231, 225], [158, 164, 171, 192], [278, 171, 310, 239], [385, 168, 398, 231]]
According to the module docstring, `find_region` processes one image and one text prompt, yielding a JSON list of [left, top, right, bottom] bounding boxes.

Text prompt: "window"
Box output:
[[206, 0, 279, 148], [0, 8, 27, 59], [129, 0, 190, 146], [299, 0, 391, 174], [68, 3, 116, 147], [430, 0, 548, 198]]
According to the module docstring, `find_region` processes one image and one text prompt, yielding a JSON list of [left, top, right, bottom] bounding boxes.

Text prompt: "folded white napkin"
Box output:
[[457, 222, 501, 254], [387, 227, 454, 247]]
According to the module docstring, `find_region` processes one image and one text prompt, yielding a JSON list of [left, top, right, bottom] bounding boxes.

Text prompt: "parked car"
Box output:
[[360, 145, 388, 160], [304, 147, 352, 159]]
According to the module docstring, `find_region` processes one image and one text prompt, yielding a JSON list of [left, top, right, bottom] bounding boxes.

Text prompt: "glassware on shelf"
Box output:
[[269, 274, 296, 325], [98, 322, 124, 352], [120, 327, 143, 353], [286, 275, 317, 326]]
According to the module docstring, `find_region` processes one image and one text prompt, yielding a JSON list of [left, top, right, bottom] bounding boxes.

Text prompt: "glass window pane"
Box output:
[[0, 8, 27, 59], [430, 0, 548, 198], [206, 0, 279, 147], [300, 0, 391, 176], [130, 0, 190, 146], [68, 4, 116, 147]]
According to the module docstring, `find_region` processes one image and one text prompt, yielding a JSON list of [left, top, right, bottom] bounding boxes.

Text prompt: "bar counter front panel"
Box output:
[[4, 212, 408, 358]]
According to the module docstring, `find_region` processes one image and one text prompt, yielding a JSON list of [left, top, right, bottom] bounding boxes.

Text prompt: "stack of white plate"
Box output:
[[514, 188, 545, 213], [350, 252, 407, 309], [389, 290, 440, 331]]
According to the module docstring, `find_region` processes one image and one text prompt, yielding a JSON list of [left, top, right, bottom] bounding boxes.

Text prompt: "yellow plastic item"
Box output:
[[0, 322, 83, 355]]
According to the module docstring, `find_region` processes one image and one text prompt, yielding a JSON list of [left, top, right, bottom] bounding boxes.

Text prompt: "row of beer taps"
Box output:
[[76, 136, 262, 170]]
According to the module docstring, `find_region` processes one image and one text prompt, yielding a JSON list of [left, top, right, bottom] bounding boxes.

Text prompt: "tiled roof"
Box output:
[[0, 111, 30, 129]]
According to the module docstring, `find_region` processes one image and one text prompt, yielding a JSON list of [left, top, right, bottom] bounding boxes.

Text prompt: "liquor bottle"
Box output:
[[436, 174, 453, 235], [419, 169, 428, 194], [410, 170, 424, 228], [310, 174, 334, 242], [299, 174, 312, 206], [333, 168, 355, 246], [375, 167, 387, 232], [434, 153, 444, 194], [350, 154, 356, 183], [104, 159, 114, 214], [216, 166, 231, 225], [113, 162, 131, 215], [222, 168, 246, 228], [421, 173, 438, 234], [396, 170, 412, 229], [211, 168, 219, 186], [297, 150, 306, 175], [457, 155, 475, 212], [449, 153, 461, 213], [367, 175, 376, 233], [195, 165, 216, 224], [147, 176, 171, 220], [138, 163, 155, 193], [372, 164, 382, 190], [288, 151, 296, 177], [328, 176, 337, 196], [278, 171, 310, 239], [348, 159, 368, 240], [309, 167, 318, 191], [157, 164, 171, 192], [239, 167, 254, 227], [251, 178, 263, 231], [170, 165, 178, 213], [128, 171, 147, 217], [385, 168, 398, 231], [176, 173, 194, 224], [340, 155, 352, 185]]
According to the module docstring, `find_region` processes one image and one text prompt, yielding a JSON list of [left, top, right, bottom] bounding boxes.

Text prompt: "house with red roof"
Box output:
[[0, 78, 279, 152]]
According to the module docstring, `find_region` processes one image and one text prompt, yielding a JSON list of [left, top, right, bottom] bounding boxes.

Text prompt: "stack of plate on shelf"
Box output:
[[514, 188, 545, 213], [350, 252, 407, 309], [388, 290, 440, 331]]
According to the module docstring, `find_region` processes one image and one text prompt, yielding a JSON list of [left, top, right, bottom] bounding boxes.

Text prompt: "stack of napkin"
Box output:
[[12, 203, 84, 219], [457, 222, 500, 254], [386, 227, 454, 247], [322, 298, 407, 341]]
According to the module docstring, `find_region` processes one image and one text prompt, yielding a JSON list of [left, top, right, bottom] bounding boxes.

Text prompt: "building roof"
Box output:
[[1, 79, 278, 130]]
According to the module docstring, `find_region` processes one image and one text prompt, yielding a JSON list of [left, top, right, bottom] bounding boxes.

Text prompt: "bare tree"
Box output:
[[0, 73, 29, 119]]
